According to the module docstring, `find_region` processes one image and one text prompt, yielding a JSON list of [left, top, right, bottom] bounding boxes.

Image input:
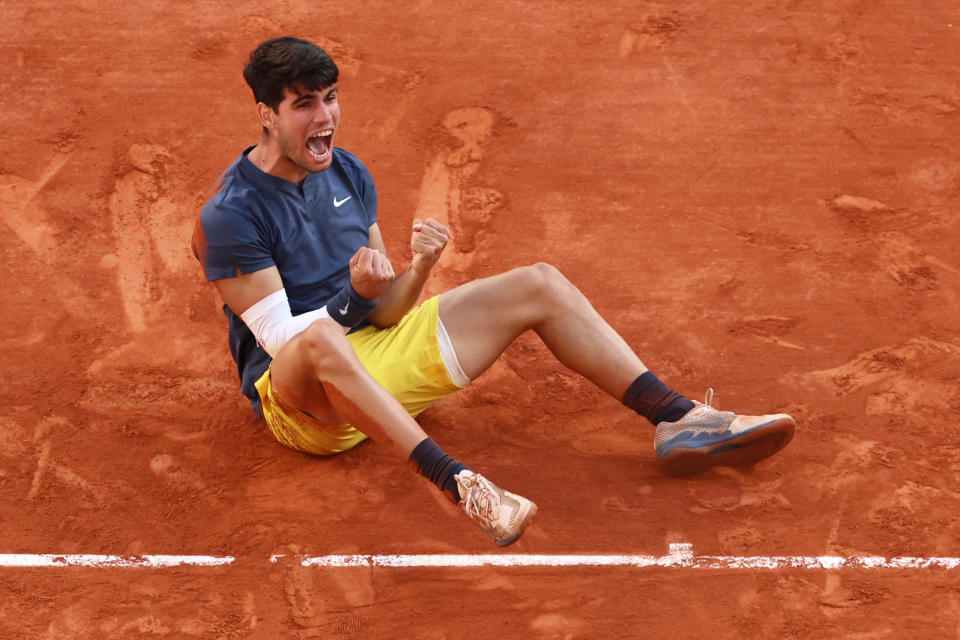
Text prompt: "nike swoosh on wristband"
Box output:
[[333, 195, 352, 207], [339, 300, 349, 315]]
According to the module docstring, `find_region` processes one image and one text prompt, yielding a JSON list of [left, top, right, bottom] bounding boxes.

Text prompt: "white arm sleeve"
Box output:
[[239, 289, 335, 357]]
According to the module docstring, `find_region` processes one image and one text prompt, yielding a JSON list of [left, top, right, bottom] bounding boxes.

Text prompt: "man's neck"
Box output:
[[247, 139, 308, 184]]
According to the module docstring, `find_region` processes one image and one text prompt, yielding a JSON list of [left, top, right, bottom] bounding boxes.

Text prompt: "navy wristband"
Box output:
[[325, 281, 378, 328]]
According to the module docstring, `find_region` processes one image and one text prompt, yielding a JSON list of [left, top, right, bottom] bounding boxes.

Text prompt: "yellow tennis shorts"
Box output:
[[253, 295, 463, 456]]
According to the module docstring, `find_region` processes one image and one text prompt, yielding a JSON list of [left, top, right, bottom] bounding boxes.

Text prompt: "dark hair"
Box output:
[[243, 37, 339, 111]]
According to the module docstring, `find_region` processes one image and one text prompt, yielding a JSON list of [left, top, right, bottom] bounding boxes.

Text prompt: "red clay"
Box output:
[[2, 0, 960, 637]]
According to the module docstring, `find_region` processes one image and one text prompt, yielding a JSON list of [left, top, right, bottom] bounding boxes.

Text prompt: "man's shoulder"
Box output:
[[200, 181, 268, 246], [202, 158, 263, 221], [202, 185, 254, 224], [333, 147, 373, 183]]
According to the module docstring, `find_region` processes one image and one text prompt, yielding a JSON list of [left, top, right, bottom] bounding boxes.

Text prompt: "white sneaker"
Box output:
[[455, 470, 537, 547], [654, 389, 796, 476]]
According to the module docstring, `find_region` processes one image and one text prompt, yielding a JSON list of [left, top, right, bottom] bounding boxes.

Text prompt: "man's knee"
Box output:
[[516, 262, 576, 303], [296, 319, 359, 377], [271, 319, 359, 417]]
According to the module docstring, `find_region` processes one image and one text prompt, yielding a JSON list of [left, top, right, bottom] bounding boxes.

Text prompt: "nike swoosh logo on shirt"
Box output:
[[333, 195, 352, 207]]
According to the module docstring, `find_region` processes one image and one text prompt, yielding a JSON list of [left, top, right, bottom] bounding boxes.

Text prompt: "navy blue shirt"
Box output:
[[196, 146, 377, 414]]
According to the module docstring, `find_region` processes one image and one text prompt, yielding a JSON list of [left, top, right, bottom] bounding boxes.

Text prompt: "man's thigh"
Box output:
[[438, 264, 550, 380]]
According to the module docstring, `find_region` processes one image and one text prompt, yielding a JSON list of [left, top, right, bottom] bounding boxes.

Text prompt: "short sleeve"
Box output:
[[358, 167, 378, 226], [335, 149, 378, 226], [195, 198, 275, 281]]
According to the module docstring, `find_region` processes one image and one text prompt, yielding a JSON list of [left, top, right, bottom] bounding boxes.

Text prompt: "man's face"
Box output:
[[271, 84, 341, 176]]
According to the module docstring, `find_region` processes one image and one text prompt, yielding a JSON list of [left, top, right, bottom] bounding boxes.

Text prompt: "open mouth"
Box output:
[[306, 129, 333, 162]]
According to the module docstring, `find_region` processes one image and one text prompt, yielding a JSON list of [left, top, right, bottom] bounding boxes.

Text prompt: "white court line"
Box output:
[[2, 544, 958, 569], [269, 544, 960, 569], [0, 555, 234, 568]]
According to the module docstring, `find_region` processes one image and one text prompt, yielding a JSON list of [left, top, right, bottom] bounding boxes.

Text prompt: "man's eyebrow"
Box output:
[[292, 86, 337, 104]]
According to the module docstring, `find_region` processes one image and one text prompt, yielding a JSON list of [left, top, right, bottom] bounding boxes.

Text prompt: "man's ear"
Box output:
[[257, 102, 277, 131]]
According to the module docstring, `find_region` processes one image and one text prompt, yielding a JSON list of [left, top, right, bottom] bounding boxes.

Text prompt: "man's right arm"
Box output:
[[213, 266, 345, 357], [212, 247, 394, 358], [214, 266, 284, 317], [196, 197, 341, 356]]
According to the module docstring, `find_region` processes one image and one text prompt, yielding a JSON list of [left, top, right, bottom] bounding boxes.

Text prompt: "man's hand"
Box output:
[[349, 247, 395, 300], [410, 218, 450, 273]]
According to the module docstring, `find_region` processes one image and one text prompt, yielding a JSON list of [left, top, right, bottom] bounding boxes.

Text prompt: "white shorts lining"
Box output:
[[436, 316, 470, 388]]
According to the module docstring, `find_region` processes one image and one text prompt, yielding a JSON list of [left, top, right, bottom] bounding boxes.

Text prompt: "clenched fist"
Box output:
[[349, 247, 395, 300], [410, 218, 450, 273]]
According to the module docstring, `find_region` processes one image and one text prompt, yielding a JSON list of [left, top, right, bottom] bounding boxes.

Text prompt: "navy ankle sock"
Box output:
[[622, 371, 694, 425], [408, 437, 469, 503]]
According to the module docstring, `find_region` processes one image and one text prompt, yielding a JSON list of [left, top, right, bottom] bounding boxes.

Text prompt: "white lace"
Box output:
[[462, 474, 501, 532], [703, 387, 715, 407]]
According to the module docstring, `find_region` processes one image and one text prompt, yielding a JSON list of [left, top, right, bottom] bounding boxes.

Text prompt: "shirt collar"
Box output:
[[236, 145, 319, 197]]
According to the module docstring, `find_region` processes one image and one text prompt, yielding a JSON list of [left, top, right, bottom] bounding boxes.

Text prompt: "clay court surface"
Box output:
[[2, 0, 960, 637]]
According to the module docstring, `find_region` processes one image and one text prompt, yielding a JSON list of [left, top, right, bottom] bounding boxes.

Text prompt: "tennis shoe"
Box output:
[[654, 389, 795, 476], [455, 470, 537, 547]]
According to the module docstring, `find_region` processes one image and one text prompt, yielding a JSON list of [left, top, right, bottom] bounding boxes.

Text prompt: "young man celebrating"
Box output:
[[193, 37, 795, 547]]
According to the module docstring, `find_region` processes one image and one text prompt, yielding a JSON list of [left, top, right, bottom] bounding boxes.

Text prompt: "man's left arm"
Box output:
[[366, 218, 449, 328]]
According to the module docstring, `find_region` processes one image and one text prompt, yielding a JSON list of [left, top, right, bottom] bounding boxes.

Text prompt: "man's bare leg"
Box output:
[[438, 262, 647, 399], [267, 317, 537, 545], [439, 262, 795, 475], [269, 318, 429, 458]]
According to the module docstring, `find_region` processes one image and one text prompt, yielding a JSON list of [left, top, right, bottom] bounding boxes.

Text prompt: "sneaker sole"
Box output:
[[495, 502, 538, 547], [658, 415, 796, 476]]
